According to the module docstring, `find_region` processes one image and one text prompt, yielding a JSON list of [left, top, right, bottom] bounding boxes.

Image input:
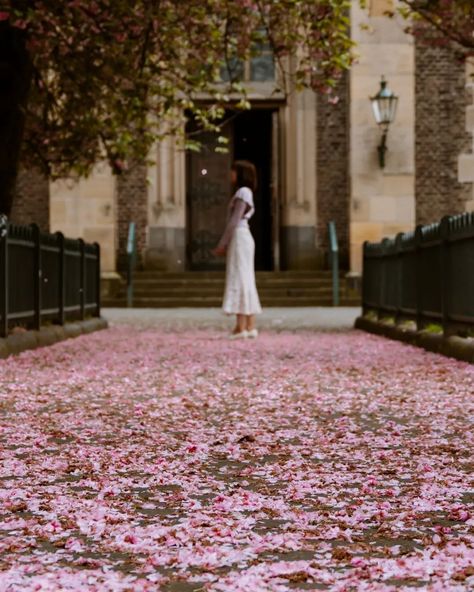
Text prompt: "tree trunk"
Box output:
[[0, 22, 32, 217]]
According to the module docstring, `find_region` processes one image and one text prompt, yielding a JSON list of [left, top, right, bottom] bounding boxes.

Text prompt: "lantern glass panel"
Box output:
[[371, 99, 382, 124], [380, 98, 391, 123], [388, 96, 398, 123]]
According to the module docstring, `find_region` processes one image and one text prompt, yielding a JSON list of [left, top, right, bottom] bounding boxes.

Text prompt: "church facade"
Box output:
[[12, 1, 474, 277]]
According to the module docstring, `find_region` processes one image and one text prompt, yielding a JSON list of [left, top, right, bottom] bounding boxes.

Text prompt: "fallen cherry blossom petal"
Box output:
[[0, 325, 473, 591]]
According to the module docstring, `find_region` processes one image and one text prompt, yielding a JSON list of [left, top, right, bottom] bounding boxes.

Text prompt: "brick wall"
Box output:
[[316, 71, 350, 268], [10, 168, 50, 231], [116, 161, 148, 270], [415, 40, 471, 225]]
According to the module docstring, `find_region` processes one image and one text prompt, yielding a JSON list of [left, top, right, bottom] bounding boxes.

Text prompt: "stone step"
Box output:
[[135, 270, 343, 280], [128, 283, 339, 294], [104, 297, 360, 308], [125, 288, 347, 299], [131, 277, 336, 286], [103, 270, 360, 308]]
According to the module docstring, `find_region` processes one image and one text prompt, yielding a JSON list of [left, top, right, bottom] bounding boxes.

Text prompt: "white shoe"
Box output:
[[247, 329, 259, 339], [229, 330, 249, 340]]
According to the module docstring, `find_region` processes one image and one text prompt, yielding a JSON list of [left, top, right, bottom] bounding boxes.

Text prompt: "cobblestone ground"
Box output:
[[0, 317, 474, 591]]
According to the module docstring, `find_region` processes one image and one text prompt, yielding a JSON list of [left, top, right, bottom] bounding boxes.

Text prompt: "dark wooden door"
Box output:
[[186, 124, 232, 270], [186, 108, 277, 271]]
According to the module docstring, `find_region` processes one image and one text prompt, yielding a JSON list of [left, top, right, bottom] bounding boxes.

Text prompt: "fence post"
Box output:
[[57, 232, 65, 325], [328, 221, 339, 306], [95, 242, 101, 318], [0, 217, 8, 338], [440, 216, 451, 336], [126, 222, 136, 308], [414, 225, 423, 331], [395, 233, 404, 325], [362, 240, 368, 316], [79, 238, 85, 321], [32, 224, 42, 331], [379, 239, 390, 320]]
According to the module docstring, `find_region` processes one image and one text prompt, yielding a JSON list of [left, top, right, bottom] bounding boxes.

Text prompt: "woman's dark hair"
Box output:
[[232, 160, 257, 192]]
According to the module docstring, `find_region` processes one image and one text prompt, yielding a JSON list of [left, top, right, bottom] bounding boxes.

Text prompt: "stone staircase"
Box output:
[[103, 271, 360, 308]]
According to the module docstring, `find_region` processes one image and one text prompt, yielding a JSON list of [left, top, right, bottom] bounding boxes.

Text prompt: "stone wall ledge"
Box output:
[[0, 318, 108, 360], [355, 316, 474, 364], [101, 272, 123, 301]]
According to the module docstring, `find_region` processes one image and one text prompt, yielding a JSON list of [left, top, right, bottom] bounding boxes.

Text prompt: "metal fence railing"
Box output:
[[362, 212, 474, 336], [0, 218, 101, 337], [126, 222, 136, 308], [328, 221, 339, 306]]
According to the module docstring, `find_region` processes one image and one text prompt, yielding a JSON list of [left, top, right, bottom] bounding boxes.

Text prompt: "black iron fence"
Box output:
[[362, 212, 474, 336], [0, 218, 101, 338]]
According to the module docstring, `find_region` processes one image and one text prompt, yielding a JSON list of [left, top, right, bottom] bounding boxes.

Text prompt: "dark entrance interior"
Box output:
[[233, 109, 273, 271], [186, 108, 275, 271]]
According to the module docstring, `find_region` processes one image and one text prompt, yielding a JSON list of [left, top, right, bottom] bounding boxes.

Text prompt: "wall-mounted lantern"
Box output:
[[370, 76, 398, 168]]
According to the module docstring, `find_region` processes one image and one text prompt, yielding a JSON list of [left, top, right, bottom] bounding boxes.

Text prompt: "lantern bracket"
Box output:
[[378, 129, 387, 169]]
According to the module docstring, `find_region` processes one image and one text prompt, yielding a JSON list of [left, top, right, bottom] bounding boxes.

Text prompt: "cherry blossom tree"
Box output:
[[397, 1, 474, 55], [0, 0, 353, 216]]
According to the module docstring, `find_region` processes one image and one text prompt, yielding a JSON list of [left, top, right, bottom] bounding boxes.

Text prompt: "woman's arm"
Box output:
[[212, 198, 247, 255]]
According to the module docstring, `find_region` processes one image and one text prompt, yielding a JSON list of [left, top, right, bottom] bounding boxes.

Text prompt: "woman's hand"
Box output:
[[211, 246, 226, 257]]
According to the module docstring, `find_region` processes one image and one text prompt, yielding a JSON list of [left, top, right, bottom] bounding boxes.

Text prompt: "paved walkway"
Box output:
[[0, 314, 473, 591], [103, 307, 361, 332]]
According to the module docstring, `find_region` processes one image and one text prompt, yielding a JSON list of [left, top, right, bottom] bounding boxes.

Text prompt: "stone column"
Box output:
[[280, 89, 318, 270], [116, 162, 148, 270], [146, 134, 186, 271], [458, 64, 474, 209], [11, 168, 50, 232], [349, 0, 415, 273], [316, 72, 350, 269], [415, 40, 472, 224]]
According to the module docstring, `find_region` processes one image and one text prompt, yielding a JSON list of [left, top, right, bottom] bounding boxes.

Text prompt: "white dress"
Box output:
[[222, 187, 262, 316]]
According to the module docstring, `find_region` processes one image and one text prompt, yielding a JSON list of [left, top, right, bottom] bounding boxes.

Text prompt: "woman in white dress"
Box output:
[[212, 160, 262, 339]]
